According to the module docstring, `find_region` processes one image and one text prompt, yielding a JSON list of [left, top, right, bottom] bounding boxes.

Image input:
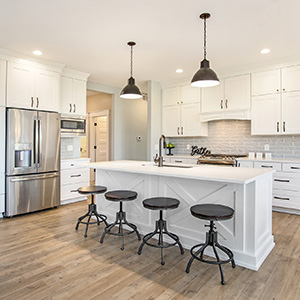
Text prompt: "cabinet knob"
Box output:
[[283, 88, 286, 92], [276, 89, 279, 92]]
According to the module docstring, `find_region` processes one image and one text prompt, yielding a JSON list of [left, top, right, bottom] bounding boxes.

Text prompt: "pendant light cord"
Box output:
[[130, 45, 133, 77], [203, 16, 207, 60]]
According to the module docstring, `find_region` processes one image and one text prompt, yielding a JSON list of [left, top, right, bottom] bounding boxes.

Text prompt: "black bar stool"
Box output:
[[75, 186, 108, 237], [100, 190, 141, 250], [138, 197, 184, 265], [185, 204, 236, 285]]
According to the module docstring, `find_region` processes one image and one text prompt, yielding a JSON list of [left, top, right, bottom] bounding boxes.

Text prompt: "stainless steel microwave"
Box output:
[[61, 115, 86, 136]]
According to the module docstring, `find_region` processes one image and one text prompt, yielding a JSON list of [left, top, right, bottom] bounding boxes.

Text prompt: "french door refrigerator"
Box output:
[[5, 108, 60, 217]]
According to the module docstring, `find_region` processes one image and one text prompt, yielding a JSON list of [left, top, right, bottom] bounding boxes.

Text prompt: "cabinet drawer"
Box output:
[[187, 158, 199, 165], [163, 157, 171, 163], [170, 158, 189, 164], [273, 172, 300, 191], [61, 168, 89, 185], [282, 163, 300, 173], [0, 194, 4, 213], [61, 181, 89, 201], [254, 161, 282, 171], [61, 160, 89, 170], [237, 161, 254, 168], [273, 189, 300, 210]]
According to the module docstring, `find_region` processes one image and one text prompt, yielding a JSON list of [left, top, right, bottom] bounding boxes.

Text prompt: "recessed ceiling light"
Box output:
[[176, 69, 183, 73], [33, 50, 43, 56], [260, 49, 270, 54]]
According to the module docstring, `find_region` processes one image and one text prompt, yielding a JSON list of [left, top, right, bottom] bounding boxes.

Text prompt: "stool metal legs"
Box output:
[[75, 194, 108, 237], [138, 210, 184, 265], [185, 220, 235, 285], [100, 202, 141, 250]]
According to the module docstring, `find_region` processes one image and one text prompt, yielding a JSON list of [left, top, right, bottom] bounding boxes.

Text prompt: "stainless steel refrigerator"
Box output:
[[5, 108, 61, 217]]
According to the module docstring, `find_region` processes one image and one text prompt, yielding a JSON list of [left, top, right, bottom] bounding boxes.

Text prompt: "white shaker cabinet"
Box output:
[[251, 69, 281, 96], [201, 74, 251, 121], [162, 84, 207, 137], [0, 60, 6, 107], [281, 65, 300, 92], [6, 62, 60, 112], [61, 76, 87, 116]]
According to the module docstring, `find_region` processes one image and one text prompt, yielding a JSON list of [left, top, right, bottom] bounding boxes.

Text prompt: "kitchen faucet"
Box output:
[[154, 134, 166, 167]]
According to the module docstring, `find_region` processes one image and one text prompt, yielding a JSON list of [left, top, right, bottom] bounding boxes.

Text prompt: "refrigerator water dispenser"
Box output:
[[14, 144, 32, 168]]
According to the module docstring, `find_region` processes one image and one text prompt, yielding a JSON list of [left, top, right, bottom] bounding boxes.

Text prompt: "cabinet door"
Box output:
[[201, 80, 223, 112], [162, 105, 181, 137], [35, 69, 59, 112], [251, 69, 280, 96], [61, 76, 73, 114], [0, 60, 6, 107], [73, 79, 86, 116], [281, 91, 300, 134], [181, 103, 207, 136], [180, 84, 200, 104], [7, 62, 35, 109], [162, 87, 180, 107], [251, 94, 281, 135], [224, 74, 250, 110], [282, 65, 300, 92]]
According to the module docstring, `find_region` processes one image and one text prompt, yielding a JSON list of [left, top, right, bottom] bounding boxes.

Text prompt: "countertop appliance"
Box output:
[[197, 153, 248, 166], [61, 115, 86, 136], [5, 108, 60, 217]]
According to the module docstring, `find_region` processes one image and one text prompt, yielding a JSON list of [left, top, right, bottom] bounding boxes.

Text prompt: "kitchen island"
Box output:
[[88, 160, 275, 271]]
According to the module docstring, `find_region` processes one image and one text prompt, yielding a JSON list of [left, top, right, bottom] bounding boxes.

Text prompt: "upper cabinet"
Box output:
[[61, 69, 89, 116], [0, 60, 6, 107], [251, 65, 300, 135], [6, 61, 60, 112], [162, 84, 207, 137], [201, 74, 251, 121]]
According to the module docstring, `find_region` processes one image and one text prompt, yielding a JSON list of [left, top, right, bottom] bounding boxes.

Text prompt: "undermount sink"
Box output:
[[162, 164, 193, 169]]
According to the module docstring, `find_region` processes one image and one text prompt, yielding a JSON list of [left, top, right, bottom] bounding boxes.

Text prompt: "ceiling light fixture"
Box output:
[[261, 48, 270, 54], [120, 41, 142, 99], [33, 50, 43, 56], [176, 69, 183, 73], [191, 13, 220, 88]]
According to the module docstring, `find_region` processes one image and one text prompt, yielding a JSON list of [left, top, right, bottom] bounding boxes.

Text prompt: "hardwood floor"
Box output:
[[0, 201, 300, 300]]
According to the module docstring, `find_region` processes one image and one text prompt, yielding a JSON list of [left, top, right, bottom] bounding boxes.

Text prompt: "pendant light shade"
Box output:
[[191, 13, 220, 88], [120, 41, 142, 99]]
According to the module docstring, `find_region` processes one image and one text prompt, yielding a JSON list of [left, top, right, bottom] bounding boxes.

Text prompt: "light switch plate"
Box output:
[[67, 145, 73, 151]]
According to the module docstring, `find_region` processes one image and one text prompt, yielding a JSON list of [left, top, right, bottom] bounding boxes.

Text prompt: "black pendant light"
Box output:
[[191, 13, 220, 88], [120, 41, 142, 99]]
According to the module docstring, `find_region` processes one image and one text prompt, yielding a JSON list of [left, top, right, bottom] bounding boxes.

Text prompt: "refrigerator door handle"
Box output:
[[33, 117, 37, 168], [38, 118, 42, 168], [9, 174, 60, 182]]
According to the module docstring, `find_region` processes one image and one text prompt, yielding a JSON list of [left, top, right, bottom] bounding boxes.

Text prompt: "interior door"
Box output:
[[95, 116, 109, 162], [38, 111, 60, 173]]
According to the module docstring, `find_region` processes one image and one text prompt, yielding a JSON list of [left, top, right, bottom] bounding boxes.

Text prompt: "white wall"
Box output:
[[147, 81, 162, 161], [87, 81, 147, 161]]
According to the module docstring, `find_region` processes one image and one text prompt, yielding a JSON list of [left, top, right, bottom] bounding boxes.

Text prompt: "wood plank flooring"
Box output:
[[0, 201, 300, 300]]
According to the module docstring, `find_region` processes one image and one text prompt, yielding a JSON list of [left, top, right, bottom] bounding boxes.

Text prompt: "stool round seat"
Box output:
[[143, 197, 180, 210], [191, 204, 234, 221], [105, 190, 137, 201], [78, 186, 107, 194]]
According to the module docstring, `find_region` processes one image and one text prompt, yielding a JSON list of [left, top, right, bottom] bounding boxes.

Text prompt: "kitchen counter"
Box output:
[[88, 160, 274, 271], [88, 160, 274, 184]]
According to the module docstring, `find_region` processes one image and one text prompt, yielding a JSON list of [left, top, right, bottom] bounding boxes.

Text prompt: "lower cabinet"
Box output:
[[237, 159, 300, 213], [61, 158, 91, 205]]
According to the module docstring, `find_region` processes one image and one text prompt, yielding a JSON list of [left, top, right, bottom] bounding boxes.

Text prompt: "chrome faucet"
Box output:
[[154, 134, 166, 167]]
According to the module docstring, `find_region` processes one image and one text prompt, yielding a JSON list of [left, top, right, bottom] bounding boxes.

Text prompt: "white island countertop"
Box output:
[[87, 160, 274, 184]]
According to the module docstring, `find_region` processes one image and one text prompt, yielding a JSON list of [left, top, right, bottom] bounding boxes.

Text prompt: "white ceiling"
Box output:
[[1, 0, 300, 90]]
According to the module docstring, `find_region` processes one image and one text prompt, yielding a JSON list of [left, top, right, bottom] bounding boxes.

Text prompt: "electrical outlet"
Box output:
[[67, 145, 73, 151], [187, 144, 190, 150], [264, 144, 270, 151]]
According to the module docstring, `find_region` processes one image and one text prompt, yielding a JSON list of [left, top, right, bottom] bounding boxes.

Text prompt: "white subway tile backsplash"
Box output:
[[169, 120, 300, 159]]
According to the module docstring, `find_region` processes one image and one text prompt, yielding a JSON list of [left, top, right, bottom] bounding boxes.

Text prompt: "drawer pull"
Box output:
[[174, 160, 182, 163], [274, 179, 290, 183], [261, 165, 273, 168], [71, 174, 81, 178], [70, 164, 74, 166], [291, 166, 300, 170], [71, 189, 78, 193], [274, 196, 289, 201]]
